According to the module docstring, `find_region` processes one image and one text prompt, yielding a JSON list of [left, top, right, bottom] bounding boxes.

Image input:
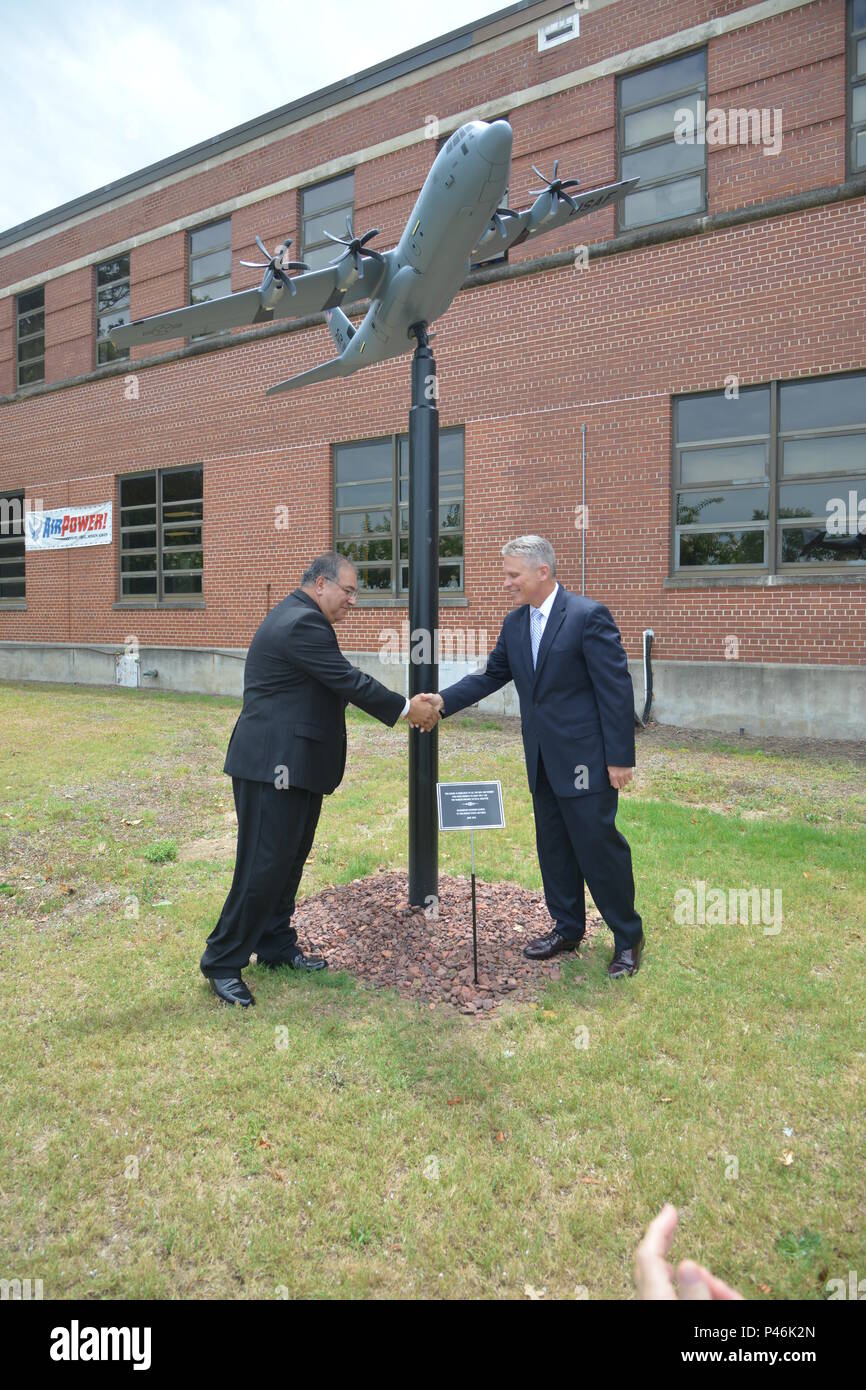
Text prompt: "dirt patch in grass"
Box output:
[[285, 870, 605, 1014]]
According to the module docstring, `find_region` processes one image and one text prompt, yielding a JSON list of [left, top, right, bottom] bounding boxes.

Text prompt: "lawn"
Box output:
[[1, 680, 864, 1299]]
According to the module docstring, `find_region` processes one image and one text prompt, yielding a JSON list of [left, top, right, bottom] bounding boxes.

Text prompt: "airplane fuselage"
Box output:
[[334, 121, 512, 373]]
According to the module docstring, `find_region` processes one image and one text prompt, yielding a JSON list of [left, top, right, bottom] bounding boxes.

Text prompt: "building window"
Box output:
[[96, 255, 130, 364], [672, 373, 866, 573], [334, 428, 464, 596], [0, 492, 26, 601], [617, 49, 707, 232], [851, 0, 866, 173], [16, 287, 44, 387], [301, 173, 354, 271], [119, 465, 203, 602], [189, 220, 231, 337]]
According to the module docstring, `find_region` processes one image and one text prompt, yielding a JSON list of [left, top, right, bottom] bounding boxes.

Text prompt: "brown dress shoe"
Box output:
[[523, 929, 581, 961], [608, 932, 645, 978]]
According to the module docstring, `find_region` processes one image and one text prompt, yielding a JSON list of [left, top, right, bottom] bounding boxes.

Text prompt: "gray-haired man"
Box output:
[[200, 553, 439, 1005], [427, 536, 644, 977]]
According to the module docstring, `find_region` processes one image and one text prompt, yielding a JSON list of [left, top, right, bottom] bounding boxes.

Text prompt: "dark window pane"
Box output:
[[779, 374, 866, 432], [439, 563, 462, 589], [190, 221, 230, 254], [163, 527, 202, 548], [121, 476, 156, 508], [122, 530, 157, 550], [164, 573, 203, 594], [780, 527, 866, 563], [676, 488, 769, 524], [302, 174, 354, 219], [18, 361, 44, 385], [620, 51, 706, 109], [122, 575, 158, 596], [680, 444, 767, 485], [620, 175, 703, 228], [303, 209, 352, 249], [0, 580, 25, 598], [163, 501, 203, 523], [96, 256, 130, 286], [440, 430, 464, 471], [335, 538, 392, 564], [856, 128, 866, 169], [856, 0, 866, 30], [122, 554, 158, 574], [440, 502, 462, 529], [17, 287, 43, 314], [857, 37, 866, 75], [162, 468, 202, 503], [355, 565, 392, 591], [17, 311, 44, 337], [98, 333, 130, 365], [17, 337, 45, 364], [678, 530, 765, 566], [854, 84, 866, 124], [97, 281, 130, 312], [164, 550, 203, 571], [0, 561, 25, 577], [335, 440, 391, 482], [439, 533, 463, 558], [782, 433, 866, 476], [676, 387, 770, 444], [622, 137, 704, 181]]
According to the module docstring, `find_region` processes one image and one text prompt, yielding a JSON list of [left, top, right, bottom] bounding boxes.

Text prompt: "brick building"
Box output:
[[1, 0, 865, 737]]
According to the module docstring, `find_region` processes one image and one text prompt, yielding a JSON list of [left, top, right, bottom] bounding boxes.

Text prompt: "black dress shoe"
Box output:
[[205, 973, 255, 1006], [523, 929, 582, 961], [257, 946, 328, 972], [608, 932, 645, 979]]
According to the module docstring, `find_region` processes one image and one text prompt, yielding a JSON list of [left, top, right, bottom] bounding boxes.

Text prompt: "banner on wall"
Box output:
[[24, 503, 113, 551]]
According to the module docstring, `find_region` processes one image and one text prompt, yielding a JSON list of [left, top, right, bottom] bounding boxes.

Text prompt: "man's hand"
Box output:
[[408, 693, 442, 732], [607, 765, 634, 790], [635, 1204, 743, 1301]]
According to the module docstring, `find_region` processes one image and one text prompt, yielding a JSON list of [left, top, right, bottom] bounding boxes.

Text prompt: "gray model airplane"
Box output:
[[111, 120, 637, 393]]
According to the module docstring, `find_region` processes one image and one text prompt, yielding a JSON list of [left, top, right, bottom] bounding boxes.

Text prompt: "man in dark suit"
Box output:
[[426, 535, 644, 978], [200, 552, 439, 1006]]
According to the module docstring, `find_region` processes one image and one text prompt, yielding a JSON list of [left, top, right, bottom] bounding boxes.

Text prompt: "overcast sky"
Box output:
[[1, 0, 507, 233]]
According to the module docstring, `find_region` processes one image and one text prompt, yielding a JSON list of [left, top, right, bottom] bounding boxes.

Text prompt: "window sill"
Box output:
[[354, 595, 469, 607], [0, 602, 27, 610], [665, 572, 866, 588], [112, 601, 206, 609]]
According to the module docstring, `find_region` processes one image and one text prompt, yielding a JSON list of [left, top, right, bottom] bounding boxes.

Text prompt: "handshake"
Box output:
[[406, 692, 444, 733]]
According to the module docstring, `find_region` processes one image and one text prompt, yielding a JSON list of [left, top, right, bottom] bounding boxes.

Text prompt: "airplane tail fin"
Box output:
[[326, 307, 355, 354]]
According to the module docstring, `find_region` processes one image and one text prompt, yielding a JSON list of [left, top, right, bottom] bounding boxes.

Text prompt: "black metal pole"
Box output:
[[471, 829, 478, 985], [407, 323, 439, 908]]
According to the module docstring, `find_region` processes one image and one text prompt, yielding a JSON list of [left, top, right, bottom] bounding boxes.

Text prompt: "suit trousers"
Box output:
[[200, 776, 323, 976], [531, 753, 642, 951]]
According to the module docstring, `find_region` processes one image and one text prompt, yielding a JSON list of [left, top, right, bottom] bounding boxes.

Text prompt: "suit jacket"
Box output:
[[440, 586, 635, 798], [224, 588, 406, 794]]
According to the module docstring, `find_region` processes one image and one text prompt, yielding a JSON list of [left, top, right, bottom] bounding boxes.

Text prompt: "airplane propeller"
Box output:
[[324, 216, 386, 278], [529, 160, 581, 219], [490, 207, 521, 238], [240, 235, 308, 296]]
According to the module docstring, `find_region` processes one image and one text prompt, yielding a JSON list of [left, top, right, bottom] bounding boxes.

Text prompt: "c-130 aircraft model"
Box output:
[[111, 120, 637, 392]]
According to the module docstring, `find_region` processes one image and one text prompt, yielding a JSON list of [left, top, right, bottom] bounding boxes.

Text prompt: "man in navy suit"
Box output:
[[426, 535, 644, 977]]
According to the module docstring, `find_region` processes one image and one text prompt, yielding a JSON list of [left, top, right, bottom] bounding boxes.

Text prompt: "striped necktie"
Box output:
[[530, 606, 544, 669]]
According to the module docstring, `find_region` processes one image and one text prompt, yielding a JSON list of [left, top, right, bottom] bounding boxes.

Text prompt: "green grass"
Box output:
[[0, 680, 864, 1299]]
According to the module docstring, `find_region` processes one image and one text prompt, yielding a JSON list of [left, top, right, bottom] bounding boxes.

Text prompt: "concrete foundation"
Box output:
[[0, 641, 863, 742]]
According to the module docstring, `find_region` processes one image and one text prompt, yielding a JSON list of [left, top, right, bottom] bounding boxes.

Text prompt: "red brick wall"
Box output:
[[1, 0, 864, 668]]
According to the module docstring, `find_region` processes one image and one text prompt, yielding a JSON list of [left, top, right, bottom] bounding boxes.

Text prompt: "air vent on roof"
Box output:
[[538, 8, 580, 52]]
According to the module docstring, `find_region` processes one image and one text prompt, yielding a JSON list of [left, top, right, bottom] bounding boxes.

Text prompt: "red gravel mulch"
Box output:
[[286, 871, 604, 1015]]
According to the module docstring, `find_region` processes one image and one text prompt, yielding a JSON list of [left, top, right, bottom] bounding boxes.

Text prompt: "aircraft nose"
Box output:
[[477, 119, 512, 167]]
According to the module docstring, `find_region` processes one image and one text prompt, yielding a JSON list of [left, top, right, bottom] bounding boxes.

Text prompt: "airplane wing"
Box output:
[[469, 177, 639, 264], [110, 258, 387, 349]]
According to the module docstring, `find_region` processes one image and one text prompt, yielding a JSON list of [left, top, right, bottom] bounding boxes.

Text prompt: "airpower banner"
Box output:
[[25, 503, 112, 550]]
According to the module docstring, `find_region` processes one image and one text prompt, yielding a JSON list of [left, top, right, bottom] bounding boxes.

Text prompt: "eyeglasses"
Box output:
[[330, 580, 358, 599]]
